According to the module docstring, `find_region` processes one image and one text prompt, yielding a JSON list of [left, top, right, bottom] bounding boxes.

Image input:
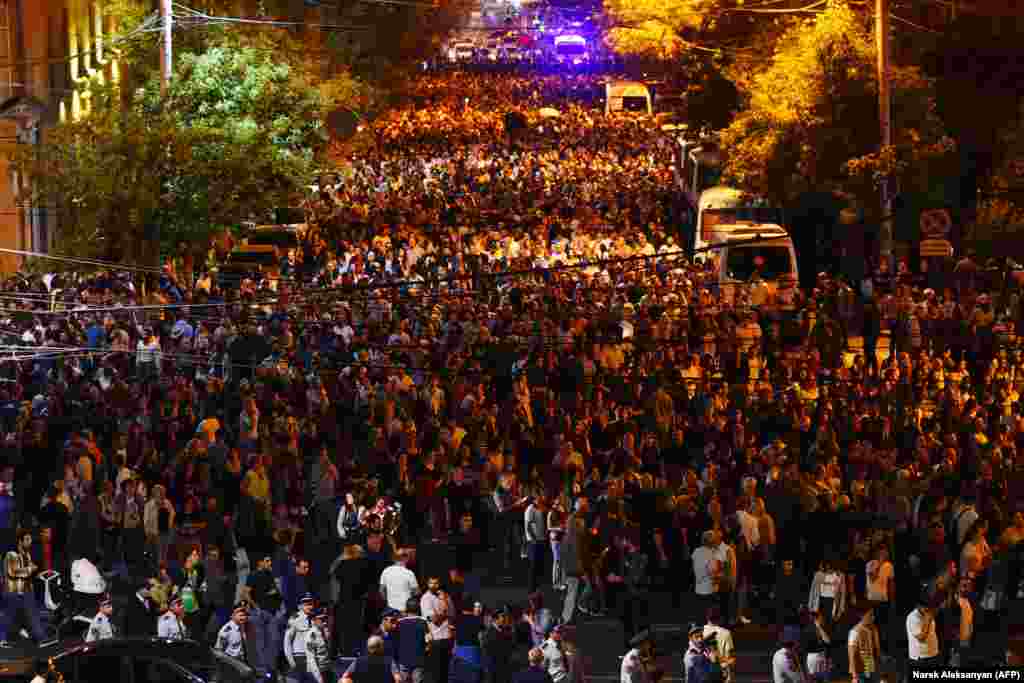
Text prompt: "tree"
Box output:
[[600, 0, 798, 131], [718, 1, 955, 212], [11, 33, 369, 266]]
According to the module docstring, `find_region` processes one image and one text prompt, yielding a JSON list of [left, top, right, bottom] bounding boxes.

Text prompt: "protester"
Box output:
[[0, 66, 1018, 677]]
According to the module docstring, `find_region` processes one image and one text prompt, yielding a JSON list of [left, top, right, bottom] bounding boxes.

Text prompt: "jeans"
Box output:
[[399, 664, 426, 683], [527, 542, 546, 593], [550, 541, 564, 587], [561, 577, 581, 623], [284, 655, 308, 683], [857, 673, 879, 683]]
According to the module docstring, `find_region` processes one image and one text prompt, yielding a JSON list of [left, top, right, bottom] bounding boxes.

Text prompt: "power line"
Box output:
[[725, 0, 828, 11], [890, 13, 943, 33], [0, 12, 160, 71]]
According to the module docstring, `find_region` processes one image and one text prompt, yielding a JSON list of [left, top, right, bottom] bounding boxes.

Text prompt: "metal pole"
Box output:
[[160, 0, 173, 97], [876, 0, 893, 266]]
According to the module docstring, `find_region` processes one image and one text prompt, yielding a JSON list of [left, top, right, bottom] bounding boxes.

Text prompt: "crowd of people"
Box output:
[[0, 68, 1021, 683]]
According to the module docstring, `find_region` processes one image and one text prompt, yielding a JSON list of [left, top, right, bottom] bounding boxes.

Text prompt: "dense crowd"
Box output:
[[0, 70, 1022, 683]]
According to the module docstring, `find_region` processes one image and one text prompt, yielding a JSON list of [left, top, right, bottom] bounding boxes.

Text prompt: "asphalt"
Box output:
[[474, 552, 1024, 682]]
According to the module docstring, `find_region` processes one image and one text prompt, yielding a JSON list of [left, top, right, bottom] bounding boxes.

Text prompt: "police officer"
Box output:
[[285, 593, 317, 683], [306, 608, 332, 683], [215, 604, 250, 662], [85, 595, 116, 642], [158, 596, 188, 640]]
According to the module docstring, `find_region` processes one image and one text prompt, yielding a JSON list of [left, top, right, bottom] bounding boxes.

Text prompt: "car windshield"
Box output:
[[724, 246, 792, 280], [622, 96, 648, 112]]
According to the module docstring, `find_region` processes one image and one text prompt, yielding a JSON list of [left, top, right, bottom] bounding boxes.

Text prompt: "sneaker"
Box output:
[[738, 616, 752, 625]]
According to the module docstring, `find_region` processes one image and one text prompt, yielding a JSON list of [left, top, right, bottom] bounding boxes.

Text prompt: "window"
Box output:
[[724, 246, 793, 281], [133, 657, 192, 683], [77, 654, 128, 683], [621, 96, 648, 112]]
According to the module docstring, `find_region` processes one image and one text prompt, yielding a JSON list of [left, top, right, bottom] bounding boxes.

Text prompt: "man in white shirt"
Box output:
[[848, 606, 880, 683], [380, 548, 420, 612], [771, 627, 805, 683], [905, 596, 942, 671], [420, 576, 453, 683], [865, 546, 895, 656], [703, 608, 735, 683], [692, 531, 722, 616], [524, 497, 548, 593]]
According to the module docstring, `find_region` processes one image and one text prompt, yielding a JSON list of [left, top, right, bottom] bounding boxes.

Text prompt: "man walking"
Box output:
[[525, 497, 548, 593], [421, 576, 453, 683], [381, 549, 420, 613], [906, 594, 942, 673], [848, 607, 881, 683], [342, 635, 402, 683], [396, 597, 431, 683], [560, 498, 589, 625], [3, 529, 44, 642], [284, 594, 316, 683]]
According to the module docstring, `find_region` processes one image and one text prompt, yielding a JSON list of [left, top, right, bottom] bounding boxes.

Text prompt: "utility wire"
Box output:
[[0, 12, 160, 70], [725, 0, 827, 11], [889, 13, 943, 33]]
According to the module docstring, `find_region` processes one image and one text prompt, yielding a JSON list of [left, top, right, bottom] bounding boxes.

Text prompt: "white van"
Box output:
[[693, 187, 797, 304], [715, 225, 799, 303]]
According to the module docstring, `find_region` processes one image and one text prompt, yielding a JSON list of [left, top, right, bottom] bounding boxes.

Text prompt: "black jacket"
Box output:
[[481, 626, 517, 683]]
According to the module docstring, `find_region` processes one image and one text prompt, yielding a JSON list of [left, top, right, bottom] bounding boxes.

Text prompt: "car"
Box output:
[[0, 637, 261, 683]]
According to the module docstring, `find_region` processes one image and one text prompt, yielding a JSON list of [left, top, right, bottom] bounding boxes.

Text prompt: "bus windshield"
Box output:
[[703, 206, 784, 228], [724, 246, 792, 280]]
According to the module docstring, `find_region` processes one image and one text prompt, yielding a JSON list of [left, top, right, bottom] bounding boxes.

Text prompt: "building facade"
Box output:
[[0, 0, 128, 273]]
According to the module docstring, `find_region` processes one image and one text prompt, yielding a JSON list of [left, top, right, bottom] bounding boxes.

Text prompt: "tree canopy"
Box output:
[[717, 1, 955, 211], [11, 21, 371, 265]]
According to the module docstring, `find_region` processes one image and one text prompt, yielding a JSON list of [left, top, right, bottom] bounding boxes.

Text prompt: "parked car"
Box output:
[[0, 637, 260, 683]]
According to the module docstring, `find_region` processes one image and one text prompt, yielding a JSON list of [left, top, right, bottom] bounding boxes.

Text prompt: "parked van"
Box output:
[[714, 224, 800, 305]]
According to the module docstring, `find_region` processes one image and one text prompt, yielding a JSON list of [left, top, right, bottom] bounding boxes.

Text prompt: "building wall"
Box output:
[[0, 0, 126, 273]]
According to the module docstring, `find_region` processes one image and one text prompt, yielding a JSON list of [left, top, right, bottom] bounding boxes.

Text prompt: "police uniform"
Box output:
[[284, 594, 316, 682], [306, 609, 332, 683], [215, 605, 249, 661], [158, 599, 188, 640], [85, 597, 115, 642]]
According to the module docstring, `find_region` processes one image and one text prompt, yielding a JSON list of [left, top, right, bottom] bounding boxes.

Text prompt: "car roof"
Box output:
[[0, 638, 255, 681], [0, 638, 210, 676]]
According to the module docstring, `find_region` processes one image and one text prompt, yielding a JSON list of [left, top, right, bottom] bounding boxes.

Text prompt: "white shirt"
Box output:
[[735, 510, 760, 549], [772, 647, 804, 683], [865, 560, 894, 602], [620, 647, 647, 683], [525, 504, 547, 543], [380, 563, 419, 612], [819, 571, 841, 598], [906, 608, 939, 660], [703, 624, 734, 662], [420, 590, 453, 641], [692, 546, 720, 596]]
